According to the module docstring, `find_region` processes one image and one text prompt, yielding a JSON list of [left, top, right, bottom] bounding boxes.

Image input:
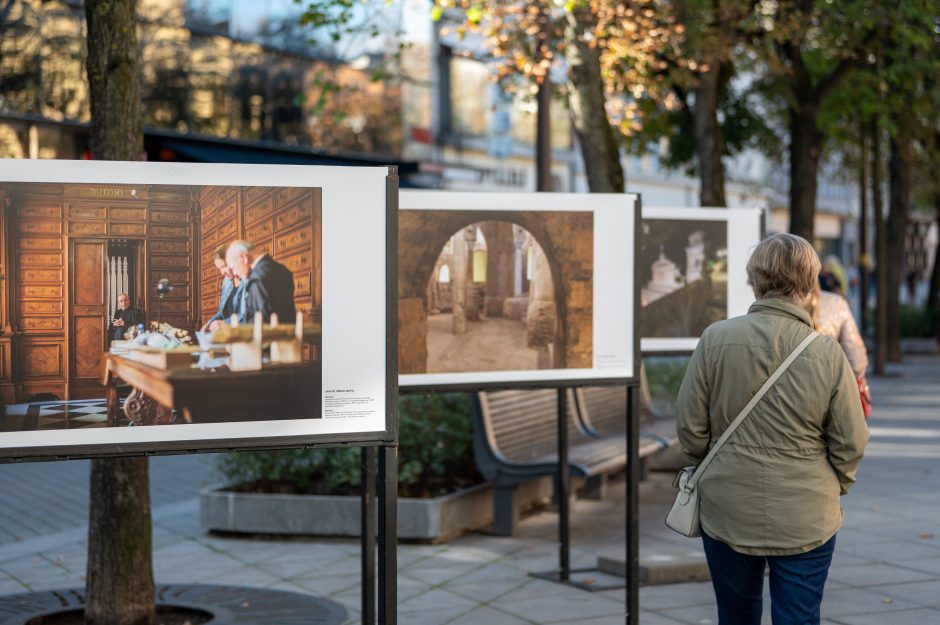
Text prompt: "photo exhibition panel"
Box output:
[[398, 190, 638, 390], [0, 159, 391, 458]]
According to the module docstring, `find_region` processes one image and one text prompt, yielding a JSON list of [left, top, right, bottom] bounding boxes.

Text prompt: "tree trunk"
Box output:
[[85, 458, 155, 625], [692, 60, 726, 207], [858, 122, 869, 336], [83, 1, 155, 624], [788, 104, 821, 241], [886, 126, 911, 362], [872, 116, 887, 375], [562, 8, 624, 193]]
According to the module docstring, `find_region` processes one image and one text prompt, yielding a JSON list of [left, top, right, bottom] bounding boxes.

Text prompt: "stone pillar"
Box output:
[[526, 244, 556, 367], [464, 227, 482, 322], [513, 226, 526, 296], [482, 222, 515, 318], [451, 228, 472, 334]]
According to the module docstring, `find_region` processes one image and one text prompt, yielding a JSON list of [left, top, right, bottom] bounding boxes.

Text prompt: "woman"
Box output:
[[808, 282, 872, 417], [677, 233, 869, 625]]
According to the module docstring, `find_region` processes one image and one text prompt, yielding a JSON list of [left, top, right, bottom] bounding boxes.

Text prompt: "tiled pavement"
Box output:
[[0, 354, 938, 624]]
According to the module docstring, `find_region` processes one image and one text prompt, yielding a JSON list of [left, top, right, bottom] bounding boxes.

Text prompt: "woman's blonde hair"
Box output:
[[746, 233, 820, 303]]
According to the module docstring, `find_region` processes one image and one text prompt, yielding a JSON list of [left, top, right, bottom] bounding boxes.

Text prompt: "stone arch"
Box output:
[[399, 210, 593, 374]]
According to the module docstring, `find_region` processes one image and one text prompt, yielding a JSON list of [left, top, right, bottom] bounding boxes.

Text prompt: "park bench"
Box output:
[[471, 383, 677, 536]]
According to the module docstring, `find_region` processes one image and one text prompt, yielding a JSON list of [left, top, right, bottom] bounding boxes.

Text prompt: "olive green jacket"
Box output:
[[676, 299, 869, 556]]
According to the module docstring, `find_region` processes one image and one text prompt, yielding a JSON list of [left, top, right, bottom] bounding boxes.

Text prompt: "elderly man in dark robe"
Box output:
[[111, 292, 143, 341]]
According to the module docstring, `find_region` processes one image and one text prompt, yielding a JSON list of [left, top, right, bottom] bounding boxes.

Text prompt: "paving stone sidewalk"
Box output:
[[0, 354, 938, 624]]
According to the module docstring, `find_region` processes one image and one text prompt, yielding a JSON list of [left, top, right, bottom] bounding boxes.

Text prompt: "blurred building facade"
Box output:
[[0, 0, 873, 263]]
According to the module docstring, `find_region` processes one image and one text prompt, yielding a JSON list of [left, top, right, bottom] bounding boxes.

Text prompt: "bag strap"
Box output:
[[685, 330, 819, 490]]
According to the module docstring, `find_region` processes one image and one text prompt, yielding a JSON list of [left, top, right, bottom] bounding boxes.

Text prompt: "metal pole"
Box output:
[[625, 385, 639, 625], [378, 445, 398, 625], [361, 447, 377, 625], [557, 387, 570, 581]]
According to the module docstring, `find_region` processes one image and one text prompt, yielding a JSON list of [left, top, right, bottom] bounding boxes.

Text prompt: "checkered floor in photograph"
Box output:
[[1, 399, 114, 432]]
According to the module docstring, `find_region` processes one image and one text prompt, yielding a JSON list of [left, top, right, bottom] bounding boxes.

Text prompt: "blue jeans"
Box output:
[[701, 530, 836, 625]]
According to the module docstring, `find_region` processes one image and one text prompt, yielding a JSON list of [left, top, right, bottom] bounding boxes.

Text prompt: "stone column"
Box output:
[[451, 227, 472, 335], [513, 226, 526, 296], [526, 245, 557, 367]]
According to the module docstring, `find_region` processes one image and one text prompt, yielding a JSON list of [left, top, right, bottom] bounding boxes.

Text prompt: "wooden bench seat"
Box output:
[[471, 384, 677, 536]]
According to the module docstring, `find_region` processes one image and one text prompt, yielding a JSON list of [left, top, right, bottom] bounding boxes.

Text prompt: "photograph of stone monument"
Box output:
[[640, 218, 728, 338], [399, 209, 594, 375]]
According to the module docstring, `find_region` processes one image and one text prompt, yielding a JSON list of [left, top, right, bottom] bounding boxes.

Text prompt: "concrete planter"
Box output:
[[201, 482, 498, 543]]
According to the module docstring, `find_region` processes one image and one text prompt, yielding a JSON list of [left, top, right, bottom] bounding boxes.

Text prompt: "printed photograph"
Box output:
[[399, 209, 593, 375], [0, 182, 322, 431], [640, 218, 728, 339]]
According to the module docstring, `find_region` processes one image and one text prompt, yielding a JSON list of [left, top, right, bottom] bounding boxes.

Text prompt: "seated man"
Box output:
[[111, 292, 143, 341], [201, 243, 246, 333], [225, 240, 295, 324]]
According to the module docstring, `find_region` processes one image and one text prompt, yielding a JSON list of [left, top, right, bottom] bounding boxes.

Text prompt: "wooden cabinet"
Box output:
[[197, 186, 321, 327], [6, 184, 197, 401]]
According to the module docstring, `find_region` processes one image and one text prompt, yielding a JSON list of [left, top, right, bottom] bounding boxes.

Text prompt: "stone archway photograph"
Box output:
[[399, 209, 594, 376], [640, 218, 728, 338]]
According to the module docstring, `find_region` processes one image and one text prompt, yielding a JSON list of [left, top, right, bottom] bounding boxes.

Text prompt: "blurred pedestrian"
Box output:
[[677, 233, 869, 625], [808, 282, 872, 417]]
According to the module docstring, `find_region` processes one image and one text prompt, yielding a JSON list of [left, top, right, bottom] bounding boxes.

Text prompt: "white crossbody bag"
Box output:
[[666, 331, 820, 537]]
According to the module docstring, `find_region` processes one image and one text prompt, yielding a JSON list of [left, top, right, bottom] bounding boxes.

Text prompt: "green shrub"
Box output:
[[216, 393, 482, 498], [899, 305, 938, 338], [644, 355, 690, 418]]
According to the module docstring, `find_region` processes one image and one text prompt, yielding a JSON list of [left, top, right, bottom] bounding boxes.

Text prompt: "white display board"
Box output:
[[398, 190, 638, 390], [639, 207, 764, 353], [0, 159, 393, 458]]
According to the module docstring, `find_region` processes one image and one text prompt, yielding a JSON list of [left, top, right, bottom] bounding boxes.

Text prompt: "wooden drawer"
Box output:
[[110, 207, 147, 221], [19, 237, 62, 251], [293, 271, 312, 297], [201, 293, 218, 314], [22, 316, 64, 331], [150, 255, 189, 269], [275, 196, 313, 231], [203, 277, 219, 296], [21, 341, 64, 377], [245, 217, 274, 243], [254, 237, 273, 257], [69, 221, 107, 235], [18, 220, 62, 235], [150, 210, 189, 224], [294, 296, 314, 318], [157, 300, 189, 313], [217, 218, 238, 244], [68, 205, 107, 220], [245, 193, 275, 226], [150, 270, 188, 285], [244, 187, 272, 206], [22, 301, 64, 314], [18, 252, 63, 267], [203, 228, 220, 252], [274, 222, 311, 256], [151, 240, 189, 254], [110, 222, 147, 236], [20, 268, 63, 282], [219, 201, 238, 223], [275, 187, 308, 208], [22, 284, 63, 299], [278, 249, 312, 274], [150, 224, 189, 238], [18, 204, 62, 219]]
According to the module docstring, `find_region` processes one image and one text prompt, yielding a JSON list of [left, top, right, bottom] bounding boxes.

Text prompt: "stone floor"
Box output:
[[0, 354, 937, 624], [426, 313, 545, 373]]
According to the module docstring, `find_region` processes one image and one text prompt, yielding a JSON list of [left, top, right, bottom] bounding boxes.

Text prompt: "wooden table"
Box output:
[[103, 353, 321, 426]]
